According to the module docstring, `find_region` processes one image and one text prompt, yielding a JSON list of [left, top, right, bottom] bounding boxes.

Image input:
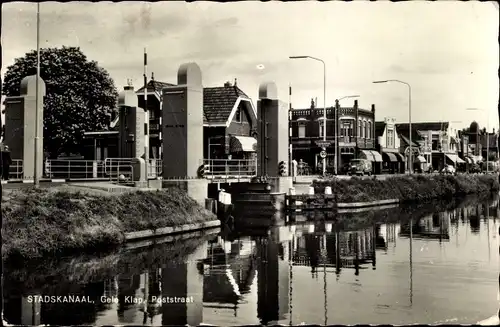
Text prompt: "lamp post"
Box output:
[[467, 108, 490, 173], [289, 56, 327, 176], [34, 2, 41, 187], [373, 80, 412, 174], [335, 95, 360, 175]]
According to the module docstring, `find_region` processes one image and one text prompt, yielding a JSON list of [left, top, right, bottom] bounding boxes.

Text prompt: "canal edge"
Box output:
[[124, 220, 221, 241]]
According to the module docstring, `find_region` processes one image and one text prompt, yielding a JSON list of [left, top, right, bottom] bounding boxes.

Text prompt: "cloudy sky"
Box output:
[[2, 1, 499, 131]]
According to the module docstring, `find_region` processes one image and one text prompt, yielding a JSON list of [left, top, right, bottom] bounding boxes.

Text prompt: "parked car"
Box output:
[[441, 165, 456, 175], [340, 163, 351, 175], [348, 159, 372, 176]]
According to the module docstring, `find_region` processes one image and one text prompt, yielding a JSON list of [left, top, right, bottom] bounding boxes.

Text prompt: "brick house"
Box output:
[[82, 79, 258, 163], [290, 99, 381, 174]]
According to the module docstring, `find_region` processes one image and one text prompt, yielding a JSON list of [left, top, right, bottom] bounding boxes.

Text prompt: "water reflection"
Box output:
[[3, 194, 499, 325]]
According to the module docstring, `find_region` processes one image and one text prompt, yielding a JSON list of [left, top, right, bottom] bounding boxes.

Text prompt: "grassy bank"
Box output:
[[2, 187, 216, 261], [313, 174, 499, 203]]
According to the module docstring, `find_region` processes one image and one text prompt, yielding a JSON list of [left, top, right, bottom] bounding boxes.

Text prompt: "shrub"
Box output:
[[313, 174, 499, 203]]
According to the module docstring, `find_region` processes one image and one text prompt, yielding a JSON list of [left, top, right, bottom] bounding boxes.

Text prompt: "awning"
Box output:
[[359, 150, 375, 161], [370, 150, 383, 162], [382, 152, 398, 162], [445, 154, 465, 164], [394, 153, 405, 162], [414, 155, 427, 163], [230, 136, 257, 152]]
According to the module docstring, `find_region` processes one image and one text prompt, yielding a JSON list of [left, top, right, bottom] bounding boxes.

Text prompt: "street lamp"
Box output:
[[373, 80, 412, 174], [335, 95, 360, 175], [467, 108, 490, 172], [289, 56, 327, 176], [34, 2, 41, 187]]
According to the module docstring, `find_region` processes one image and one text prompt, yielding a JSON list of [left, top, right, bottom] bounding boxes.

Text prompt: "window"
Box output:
[[358, 120, 362, 137], [298, 125, 306, 138], [368, 121, 372, 139], [387, 129, 394, 148], [235, 108, 242, 123], [363, 121, 367, 138], [319, 120, 324, 137]]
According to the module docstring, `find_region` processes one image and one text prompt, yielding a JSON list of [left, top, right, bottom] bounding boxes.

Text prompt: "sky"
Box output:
[[1, 1, 499, 131]]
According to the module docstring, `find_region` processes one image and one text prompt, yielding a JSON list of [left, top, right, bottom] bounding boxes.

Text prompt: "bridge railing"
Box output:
[[104, 158, 134, 183], [45, 159, 106, 179], [9, 159, 23, 179], [202, 158, 257, 179], [148, 159, 162, 179]]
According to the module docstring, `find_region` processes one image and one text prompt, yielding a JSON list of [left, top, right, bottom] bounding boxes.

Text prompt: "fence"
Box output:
[[202, 158, 257, 180]]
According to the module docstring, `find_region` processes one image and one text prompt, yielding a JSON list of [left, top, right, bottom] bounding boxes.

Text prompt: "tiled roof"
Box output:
[[203, 86, 242, 124], [135, 80, 251, 124], [375, 122, 386, 137]]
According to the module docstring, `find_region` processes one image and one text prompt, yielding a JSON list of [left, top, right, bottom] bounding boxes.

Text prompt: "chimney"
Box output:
[[124, 80, 134, 91], [224, 81, 232, 87], [354, 100, 358, 108], [311, 98, 315, 109], [371, 104, 375, 113], [234, 78, 237, 87], [151, 72, 155, 81]]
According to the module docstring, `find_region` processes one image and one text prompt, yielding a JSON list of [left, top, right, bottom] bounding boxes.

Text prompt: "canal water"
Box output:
[[3, 194, 499, 325]]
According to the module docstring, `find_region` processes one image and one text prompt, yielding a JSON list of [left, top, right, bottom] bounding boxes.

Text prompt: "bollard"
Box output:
[[324, 186, 332, 195], [308, 186, 315, 195]]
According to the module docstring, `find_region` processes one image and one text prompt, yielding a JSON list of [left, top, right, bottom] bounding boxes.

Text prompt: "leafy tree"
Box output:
[[2, 46, 118, 158]]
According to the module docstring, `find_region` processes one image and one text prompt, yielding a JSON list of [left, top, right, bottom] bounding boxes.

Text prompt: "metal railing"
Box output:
[[202, 158, 257, 180], [147, 159, 162, 179], [45, 159, 107, 179], [104, 158, 134, 183], [9, 159, 24, 179]]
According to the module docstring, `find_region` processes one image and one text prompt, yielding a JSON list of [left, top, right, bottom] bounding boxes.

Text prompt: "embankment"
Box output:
[[312, 174, 499, 203], [1, 186, 216, 261]]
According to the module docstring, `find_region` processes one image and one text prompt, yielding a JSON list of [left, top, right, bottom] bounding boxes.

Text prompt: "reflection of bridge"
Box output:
[[400, 212, 451, 241], [290, 223, 376, 276]]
